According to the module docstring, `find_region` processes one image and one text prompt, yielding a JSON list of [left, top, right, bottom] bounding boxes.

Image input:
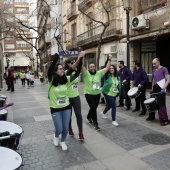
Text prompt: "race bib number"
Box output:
[[57, 97, 66, 105], [72, 83, 78, 90], [93, 83, 100, 90], [113, 87, 119, 93]]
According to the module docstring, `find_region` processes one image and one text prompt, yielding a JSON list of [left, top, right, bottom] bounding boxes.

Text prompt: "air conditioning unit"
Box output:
[[131, 14, 150, 30]]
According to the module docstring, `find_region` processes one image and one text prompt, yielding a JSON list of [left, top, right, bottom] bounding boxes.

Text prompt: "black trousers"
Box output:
[[9, 77, 14, 92], [69, 96, 83, 133], [21, 79, 25, 86], [119, 83, 131, 108], [85, 94, 100, 125], [135, 86, 146, 112]]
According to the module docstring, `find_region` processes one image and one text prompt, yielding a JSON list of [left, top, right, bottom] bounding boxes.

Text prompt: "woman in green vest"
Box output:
[[20, 71, 26, 87], [101, 62, 121, 127], [48, 53, 83, 151], [64, 57, 84, 141]]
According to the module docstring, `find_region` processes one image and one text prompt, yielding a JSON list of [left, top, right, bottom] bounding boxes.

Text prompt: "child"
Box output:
[[30, 73, 35, 87]]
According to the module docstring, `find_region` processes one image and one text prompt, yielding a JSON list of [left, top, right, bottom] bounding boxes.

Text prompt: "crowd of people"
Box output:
[[4, 67, 45, 90], [48, 52, 170, 151]]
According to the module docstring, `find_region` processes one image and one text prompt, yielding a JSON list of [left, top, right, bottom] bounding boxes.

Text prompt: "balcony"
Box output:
[[67, 2, 78, 20], [66, 38, 77, 50], [77, 19, 122, 47], [78, 0, 93, 10]]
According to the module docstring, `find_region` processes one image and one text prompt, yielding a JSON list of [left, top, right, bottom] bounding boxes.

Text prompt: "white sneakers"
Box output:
[[60, 142, 68, 151], [53, 134, 68, 151], [53, 134, 60, 146], [112, 121, 119, 127], [101, 111, 107, 119]]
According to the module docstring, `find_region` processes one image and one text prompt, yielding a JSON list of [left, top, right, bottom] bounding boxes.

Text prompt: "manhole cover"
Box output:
[[142, 133, 170, 145]]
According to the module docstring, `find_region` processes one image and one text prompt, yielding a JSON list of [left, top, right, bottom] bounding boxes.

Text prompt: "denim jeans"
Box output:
[[52, 109, 71, 142], [103, 94, 117, 121]]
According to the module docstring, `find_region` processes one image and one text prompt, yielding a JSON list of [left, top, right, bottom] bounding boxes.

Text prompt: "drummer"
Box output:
[[117, 60, 132, 110], [130, 61, 148, 116], [147, 58, 170, 126]]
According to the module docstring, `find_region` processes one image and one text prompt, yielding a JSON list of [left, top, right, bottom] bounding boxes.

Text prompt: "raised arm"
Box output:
[[48, 53, 59, 81], [70, 57, 83, 82], [103, 54, 111, 74]]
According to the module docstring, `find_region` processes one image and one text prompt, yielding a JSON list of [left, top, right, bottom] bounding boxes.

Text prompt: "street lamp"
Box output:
[[122, 0, 132, 69]]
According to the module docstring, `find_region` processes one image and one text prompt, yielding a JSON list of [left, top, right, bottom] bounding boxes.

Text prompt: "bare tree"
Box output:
[[78, 0, 121, 69]]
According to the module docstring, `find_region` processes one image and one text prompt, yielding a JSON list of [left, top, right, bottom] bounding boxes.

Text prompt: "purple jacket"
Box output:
[[118, 66, 132, 82], [131, 67, 148, 86]]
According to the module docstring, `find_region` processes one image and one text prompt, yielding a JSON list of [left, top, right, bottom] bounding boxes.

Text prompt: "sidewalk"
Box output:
[[3, 80, 170, 170]]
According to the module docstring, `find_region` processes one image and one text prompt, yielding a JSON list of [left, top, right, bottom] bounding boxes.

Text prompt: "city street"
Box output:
[[3, 79, 170, 170]]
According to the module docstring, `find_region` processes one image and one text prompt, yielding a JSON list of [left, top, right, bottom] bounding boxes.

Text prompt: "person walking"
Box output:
[[81, 55, 111, 131], [100, 63, 121, 126], [117, 60, 132, 110], [64, 57, 84, 141], [8, 67, 14, 92], [25, 71, 30, 89], [30, 72, 35, 87], [48, 52, 83, 151], [130, 61, 148, 116], [39, 70, 44, 84], [3, 69, 10, 91], [20, 71, 26, 87], [146, 58, 170, 126]]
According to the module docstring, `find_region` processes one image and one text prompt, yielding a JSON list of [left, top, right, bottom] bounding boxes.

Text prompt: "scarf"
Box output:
[[52, 74, 67, 86]]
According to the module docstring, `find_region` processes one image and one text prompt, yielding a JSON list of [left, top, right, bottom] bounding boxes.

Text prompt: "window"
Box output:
[[141, 0, 167, 11], [15, 0, 28, 2], [5, 44, 15, 49], [87, 22, 93, 37], [64, 29, 67, 42], [4, 0, 13, 4]]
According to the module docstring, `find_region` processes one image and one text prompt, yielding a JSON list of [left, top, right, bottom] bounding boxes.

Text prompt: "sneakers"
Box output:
[[86, 118, 93, 125], [132, 109, 140, 112], [69, 129, 74, 136], [60, 142, 68, 151], [79, 133, 84, 141], [112, 121, 119, 127], [53, 134, 60, 146], [94, 125, 101, 131], [101, 111, 107, 119]]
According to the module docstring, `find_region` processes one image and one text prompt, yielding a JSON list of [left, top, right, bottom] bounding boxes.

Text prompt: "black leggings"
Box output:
[[85, 94, 100, 125], [21, 79, 25, 86], [26, 79, 30, 86], [69, 96, 83, 133]]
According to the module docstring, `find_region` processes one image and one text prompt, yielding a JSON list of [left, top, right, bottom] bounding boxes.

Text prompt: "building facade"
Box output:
[[2, 0, 32, 71], [121, 0, 170, 88]]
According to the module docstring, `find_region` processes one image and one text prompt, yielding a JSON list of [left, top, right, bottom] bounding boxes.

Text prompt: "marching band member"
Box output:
[[130, 61, 148, 116], [147, 58, 170, 126], [117, 60, 132, 110]]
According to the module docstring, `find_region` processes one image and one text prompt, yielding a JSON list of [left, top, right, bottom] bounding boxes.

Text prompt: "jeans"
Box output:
[[69, 96, 83, 133], [103, 94, 117, 121], [52, 109, 71, 142], [85, 94, 100, 125]]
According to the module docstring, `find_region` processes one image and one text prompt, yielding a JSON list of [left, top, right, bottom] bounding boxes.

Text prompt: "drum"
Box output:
[[144, 98, 157, 113], [0, 95, 7, 107], [0, 121, 23, 150], [127, 87, 141, 99], [0, 109, 8, 121], [0, 147, 22, 170]]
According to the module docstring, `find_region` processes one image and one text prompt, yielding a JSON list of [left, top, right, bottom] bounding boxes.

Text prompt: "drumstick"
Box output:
[[0, 102, 14, 111]]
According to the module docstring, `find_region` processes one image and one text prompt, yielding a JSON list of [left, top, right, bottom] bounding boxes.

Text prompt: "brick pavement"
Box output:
[[2, 79, 170, 170]]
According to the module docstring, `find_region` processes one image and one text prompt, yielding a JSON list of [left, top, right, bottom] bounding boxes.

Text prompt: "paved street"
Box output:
[[2, 79, 170, 170]]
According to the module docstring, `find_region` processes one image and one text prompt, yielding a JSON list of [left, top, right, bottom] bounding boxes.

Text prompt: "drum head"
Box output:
[[0, 95, 7, 99], [0, 147, 22, 170], [0, 121, 22, 134], [0, 109, 7, 115], [144, 98, 155, 104], [128, 87, 138, 96]]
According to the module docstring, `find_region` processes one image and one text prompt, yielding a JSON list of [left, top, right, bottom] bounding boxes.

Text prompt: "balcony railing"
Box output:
[[66, 38, 77, 50], [67, 2, 77, 20], [77, 19, 122, 46], [78, 0, 93, 10]]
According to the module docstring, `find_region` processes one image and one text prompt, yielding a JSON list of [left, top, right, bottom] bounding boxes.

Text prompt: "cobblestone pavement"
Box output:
[[2, 79, 170, 170]]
